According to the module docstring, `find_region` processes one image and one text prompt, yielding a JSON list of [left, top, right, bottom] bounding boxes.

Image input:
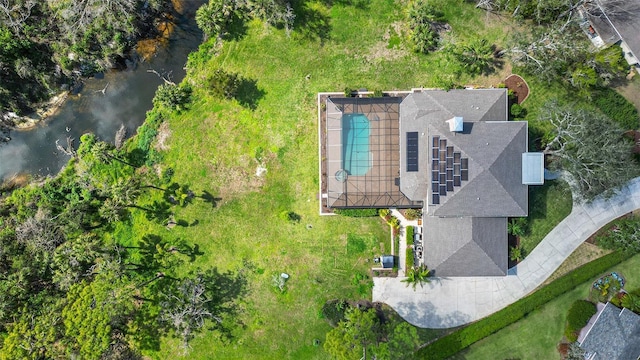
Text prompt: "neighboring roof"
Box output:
[[586, 0, 640, 59], [399, 90, 527, 217], [423, 217, 507, 276], [580, 302, 640, 360], [325, 96, 422, 208]]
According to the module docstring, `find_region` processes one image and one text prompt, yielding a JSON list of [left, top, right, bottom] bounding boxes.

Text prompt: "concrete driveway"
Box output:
[[373, 177, 640, 328]]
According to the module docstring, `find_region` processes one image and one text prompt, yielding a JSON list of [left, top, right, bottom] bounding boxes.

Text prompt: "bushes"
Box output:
[[334, 208, 379, 217], [406, 246, 415, 269], [416, 251, 631, 359], [407, 0, 445, 54], [593, 88, 639, 130], [405, 208, 422, 220], [406, 226, 415, 269], [564, 300, 597, 342], [321, 300, 349, 327], [207, 68, 241, 99], [510, 104, 527, 119], [152, 84, 193, 111], [596, 218, 640, 256], [406, 226, 414, 244]]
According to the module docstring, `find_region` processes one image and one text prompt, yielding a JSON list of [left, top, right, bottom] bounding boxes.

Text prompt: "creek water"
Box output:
[[0, 1, 204, 181]]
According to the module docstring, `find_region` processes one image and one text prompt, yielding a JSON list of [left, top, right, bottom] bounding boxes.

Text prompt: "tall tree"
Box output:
[[324, 307, 385, 360], [62, 272, 134, 359], [542, 102, 639, 202], [160, 274, 220, 353]]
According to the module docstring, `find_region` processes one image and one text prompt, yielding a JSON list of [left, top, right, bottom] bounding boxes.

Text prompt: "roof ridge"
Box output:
[[437, 241, 503, 275], [487, 125, 528, 214], [422, 91, 453, 117]]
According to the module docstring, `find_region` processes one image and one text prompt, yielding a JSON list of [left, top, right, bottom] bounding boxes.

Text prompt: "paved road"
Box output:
[[373, 178, 640, 329]]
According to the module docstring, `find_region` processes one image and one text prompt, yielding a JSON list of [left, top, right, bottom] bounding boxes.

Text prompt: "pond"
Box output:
[[0, 0, 205, 182]]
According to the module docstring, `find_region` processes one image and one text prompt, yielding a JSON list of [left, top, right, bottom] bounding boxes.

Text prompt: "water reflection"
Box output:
[[0, 1, 204, 181]]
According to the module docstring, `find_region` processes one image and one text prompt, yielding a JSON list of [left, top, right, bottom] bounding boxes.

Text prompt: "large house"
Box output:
[[320, 89, 544, 276], [579, 302, 640, 360], [579, 0, 640, 69]]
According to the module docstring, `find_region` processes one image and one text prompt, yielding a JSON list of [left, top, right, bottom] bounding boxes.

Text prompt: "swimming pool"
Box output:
[[342, 113, 371, 176]]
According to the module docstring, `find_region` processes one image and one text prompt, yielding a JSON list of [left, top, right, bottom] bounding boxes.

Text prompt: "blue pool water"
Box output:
[[342, 113, 371, 176]]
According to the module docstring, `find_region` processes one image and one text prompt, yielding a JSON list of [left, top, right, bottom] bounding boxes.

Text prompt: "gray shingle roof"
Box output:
[[400, 90, 527, 217], [399, 89, 529, 276], [423, 217, 507, 276], [587, 0, 640, 60], [580, 302, 640, 360]]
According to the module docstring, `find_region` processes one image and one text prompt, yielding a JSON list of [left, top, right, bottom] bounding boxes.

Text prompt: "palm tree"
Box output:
[[91, 140, 136, 167], [621, 293, 640, 314], [402, 265, 432, 290], [454, 39, 499, 76]]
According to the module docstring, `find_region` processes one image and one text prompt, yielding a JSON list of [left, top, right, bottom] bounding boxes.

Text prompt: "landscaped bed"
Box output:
[[504, 74, 530, 104]]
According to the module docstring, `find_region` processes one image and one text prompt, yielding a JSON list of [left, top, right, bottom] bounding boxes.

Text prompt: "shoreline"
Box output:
[[9, 91, 70, 131], [6, 0, 187, 133]]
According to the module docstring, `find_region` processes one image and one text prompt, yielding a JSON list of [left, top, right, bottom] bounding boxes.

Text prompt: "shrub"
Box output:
[[593, 88, 639, 130], [196, 0, 236, 40], [406, 226, 414, 243], [564, 300, 597, 341], [208, 68, 241, 99], [322, 300, 349, 327], [510, 104, 527, 119], [416, 251, 631, 359], [378, 209, 390, 217], [406, 246, 415, 269], [508, 217, 527, 237], [344, 88, 354, 97], [279, 210, 301, 223], [596, 218, 640, 255], [334, 208, 379, 217], [404, 208, 421, 220], [153, 84, 193, 111], [509, 246, 524, 262], [407, 0, 444, 54]]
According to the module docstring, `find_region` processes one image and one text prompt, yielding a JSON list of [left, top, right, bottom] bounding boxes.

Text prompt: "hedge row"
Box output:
[[406, 226, 415, 269], [333, 208, 379, 217], [406, 226, 414, 243], [593, 87, 639, 130], [416, 251, 631, 359]]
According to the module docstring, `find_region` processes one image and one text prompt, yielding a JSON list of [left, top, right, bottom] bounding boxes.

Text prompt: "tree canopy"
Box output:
[[0, 0, 166, 114], [542, 102, 640, 202]]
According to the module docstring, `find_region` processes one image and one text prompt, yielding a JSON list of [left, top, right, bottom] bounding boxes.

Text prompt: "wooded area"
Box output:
[[0, 0, 167, 116]]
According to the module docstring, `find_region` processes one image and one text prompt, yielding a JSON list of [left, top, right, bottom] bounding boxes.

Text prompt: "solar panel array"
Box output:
[[406, 132, 419, 172], [431, 136, 468, 205]]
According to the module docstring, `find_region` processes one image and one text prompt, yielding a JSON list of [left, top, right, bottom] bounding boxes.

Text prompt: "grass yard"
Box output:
[[453, 253, 640, 360], [118, 0, 576, 357], [520, 180, 573, 256]]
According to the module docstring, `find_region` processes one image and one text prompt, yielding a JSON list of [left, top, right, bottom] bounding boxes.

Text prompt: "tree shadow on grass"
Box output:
[[291, 0, 332, 42], [201, 267, 250, 341], [236, 77, 265, 110], [319, 0, 369, 9], [200, 190, 222, 208], [224, 13, 249, 41], [527, 183, 551, 234]]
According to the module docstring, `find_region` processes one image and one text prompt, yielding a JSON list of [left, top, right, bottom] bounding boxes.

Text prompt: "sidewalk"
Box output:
[[373, 178, 640, 329], [390, 209, 418, 277]]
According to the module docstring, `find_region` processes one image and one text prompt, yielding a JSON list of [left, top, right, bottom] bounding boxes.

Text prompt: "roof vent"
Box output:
[[447, 116, 464, 132]]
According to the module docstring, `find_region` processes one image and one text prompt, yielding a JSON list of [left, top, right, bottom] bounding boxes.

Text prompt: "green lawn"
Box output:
[[454, 253, 640, 359], [520, 180, 573, 256], [123, 0, 575, 357]]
